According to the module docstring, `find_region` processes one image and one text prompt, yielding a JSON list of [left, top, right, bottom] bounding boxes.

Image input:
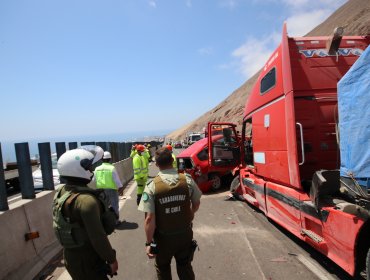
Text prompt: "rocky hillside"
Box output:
[[166, 0, 370, 141]]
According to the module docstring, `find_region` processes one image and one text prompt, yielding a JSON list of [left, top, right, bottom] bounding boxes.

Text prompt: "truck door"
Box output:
[[207, 122, 241, 170]]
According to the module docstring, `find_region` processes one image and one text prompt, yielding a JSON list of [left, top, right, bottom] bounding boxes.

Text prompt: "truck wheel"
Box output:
[[366, 248, 370, 279], [209, 174, 222, 191], [230, 176, 240, 195]]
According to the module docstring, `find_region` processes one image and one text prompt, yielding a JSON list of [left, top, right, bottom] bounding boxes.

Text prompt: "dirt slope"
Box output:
[[167, 0, 370, 141]]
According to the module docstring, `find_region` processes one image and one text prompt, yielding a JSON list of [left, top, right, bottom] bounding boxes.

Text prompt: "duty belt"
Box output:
[[155, 225, 191, 236]]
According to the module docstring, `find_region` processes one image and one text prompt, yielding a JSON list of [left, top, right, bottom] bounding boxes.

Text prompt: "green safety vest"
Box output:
[[133, 154, 148, 180], [130, 150, 137, 158], [94, 163, 117, 190], [143, 150, 149, 162], [172, 153, 177, 169]]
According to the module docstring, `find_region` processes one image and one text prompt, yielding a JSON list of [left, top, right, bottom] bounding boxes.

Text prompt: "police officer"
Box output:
[[93, 151, 123, 225], [133, 145, 148, 205], [138, 147, 202, 280], [53, 146, 118, 280]]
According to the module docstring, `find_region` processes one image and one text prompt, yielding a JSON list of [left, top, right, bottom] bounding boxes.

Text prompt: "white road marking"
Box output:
[[231, 211, 268, 280], [8, 195, 22, 202], [297, 254, 337, 280], [119, 181, 137, 210]]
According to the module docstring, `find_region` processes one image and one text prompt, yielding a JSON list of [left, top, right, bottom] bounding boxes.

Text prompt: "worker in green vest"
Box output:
[[133, 145, 148, 205], [93, 151, 123, 225], [138, 147, 202, 280], [166, 144, 177, 170], [130, 144, 138, 158], [145, 143, 153, 162], [53, 146, 118, 279]]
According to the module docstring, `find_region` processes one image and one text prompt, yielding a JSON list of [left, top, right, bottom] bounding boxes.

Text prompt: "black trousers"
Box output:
[[154, 229, 195, 280], [64, 246, 109, 280]]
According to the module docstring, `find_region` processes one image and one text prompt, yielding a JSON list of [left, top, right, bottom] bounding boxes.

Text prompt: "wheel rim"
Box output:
[[211, 175, 221, 190]]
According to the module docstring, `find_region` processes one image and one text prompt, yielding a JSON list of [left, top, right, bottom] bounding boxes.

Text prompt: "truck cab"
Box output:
[[208, 24, 370, 278]]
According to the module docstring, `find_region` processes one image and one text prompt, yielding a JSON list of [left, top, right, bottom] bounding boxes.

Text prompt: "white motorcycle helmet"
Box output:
[[58, 145, 104, 181]]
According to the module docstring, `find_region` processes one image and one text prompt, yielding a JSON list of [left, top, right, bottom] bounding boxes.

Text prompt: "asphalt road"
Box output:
[[45, 151, 354, 280]]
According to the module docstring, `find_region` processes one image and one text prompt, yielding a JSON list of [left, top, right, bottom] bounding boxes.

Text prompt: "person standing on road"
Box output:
[[145, 143, 153, 162], [166, 144, 177, 170], [93, 151, 123, 225], [133, 144, 148, 205], [52, 146, 118, 280], [138, 147, 202, 280], [130, 144, 138, 158]]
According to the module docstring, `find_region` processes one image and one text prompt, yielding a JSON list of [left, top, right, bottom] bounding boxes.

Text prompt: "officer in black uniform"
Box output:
[[138, 147, 202, 280]]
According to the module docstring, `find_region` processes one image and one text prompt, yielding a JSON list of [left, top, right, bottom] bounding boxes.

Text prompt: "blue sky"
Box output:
[[0, 0, 346, 142]]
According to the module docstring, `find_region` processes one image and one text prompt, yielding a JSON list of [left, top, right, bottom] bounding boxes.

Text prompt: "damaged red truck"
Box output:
[[208, 24, 370, 278]]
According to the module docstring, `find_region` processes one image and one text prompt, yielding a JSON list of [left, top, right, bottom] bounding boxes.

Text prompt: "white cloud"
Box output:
[[282, 0, 347, 36], [230, 0, 347, 78], [149, 0, 157, 8], [186, 0, 192, 8], [286, 9, 329, 36], [220, 0, 237, 9], [232, 32, 280, 78], [198, 47, 214, 55], [282, 0, 346, 10]]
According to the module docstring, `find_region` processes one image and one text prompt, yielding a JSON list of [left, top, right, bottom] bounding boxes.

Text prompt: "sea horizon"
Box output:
[[1, 129, 171, 163]]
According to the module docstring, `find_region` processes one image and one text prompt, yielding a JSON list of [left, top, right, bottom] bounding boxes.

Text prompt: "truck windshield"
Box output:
[[191, 135, 201, 141]]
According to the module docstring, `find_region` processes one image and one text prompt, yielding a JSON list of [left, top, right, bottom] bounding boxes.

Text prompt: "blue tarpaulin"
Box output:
[[338, 45, 370, 187]]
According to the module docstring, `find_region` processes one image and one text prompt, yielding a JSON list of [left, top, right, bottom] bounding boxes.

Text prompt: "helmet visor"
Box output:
[[79, 145, 104, 164]]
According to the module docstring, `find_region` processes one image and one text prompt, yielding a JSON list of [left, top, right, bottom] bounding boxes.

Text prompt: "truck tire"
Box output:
[[366, 248, 370, 279], [209, 173, 222, 191]]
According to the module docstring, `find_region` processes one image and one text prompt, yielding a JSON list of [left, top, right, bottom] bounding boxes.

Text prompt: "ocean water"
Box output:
[[0, 129, 169, 163]]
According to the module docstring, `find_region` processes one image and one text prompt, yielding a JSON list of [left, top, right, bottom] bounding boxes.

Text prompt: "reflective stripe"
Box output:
[[133, 154, 148, 180]]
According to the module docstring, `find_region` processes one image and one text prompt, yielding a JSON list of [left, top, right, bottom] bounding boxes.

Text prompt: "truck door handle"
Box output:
[[296, 122, 305, 165]]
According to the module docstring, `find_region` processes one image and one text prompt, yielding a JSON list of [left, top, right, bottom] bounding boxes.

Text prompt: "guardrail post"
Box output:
[[81, 142, 95, 146], [0, 143, 9, 211], [96, 142, 108, 152], [110, 142, 119, 163], [126, 142, 132, 159], [68, 142, 78, 150], [108, 142, 114, 160], [56, 142, 66, 160], [119, 143, 126, 160], [38, 143, 54, 190], [15, 143, 35, 199]]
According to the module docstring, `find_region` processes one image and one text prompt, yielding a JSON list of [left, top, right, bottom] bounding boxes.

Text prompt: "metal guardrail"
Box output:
[[0, 140, 162, 211]]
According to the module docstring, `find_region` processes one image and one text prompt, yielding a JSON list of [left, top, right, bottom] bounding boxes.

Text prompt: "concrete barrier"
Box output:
[[0, 158, 134, 280], [0, 191, 61, 280], [115, 158, 134, 186]]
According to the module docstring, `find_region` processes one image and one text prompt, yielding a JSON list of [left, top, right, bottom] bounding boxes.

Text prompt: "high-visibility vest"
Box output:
[[133, 154, 148, 180], [94, 163, 117, 190], [130, 150, 137, 158], [172, 153, 177, 169], [143, 150, 150, 163]]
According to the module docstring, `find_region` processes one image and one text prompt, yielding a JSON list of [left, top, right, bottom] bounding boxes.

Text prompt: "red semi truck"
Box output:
[[207, 24, 370, 278]]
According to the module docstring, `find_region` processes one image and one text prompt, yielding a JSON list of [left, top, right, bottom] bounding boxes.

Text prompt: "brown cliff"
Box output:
[[167, 0, 370, 141]]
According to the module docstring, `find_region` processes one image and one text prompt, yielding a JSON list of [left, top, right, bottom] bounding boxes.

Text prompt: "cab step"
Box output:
[[301, 229, 324, 243]]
